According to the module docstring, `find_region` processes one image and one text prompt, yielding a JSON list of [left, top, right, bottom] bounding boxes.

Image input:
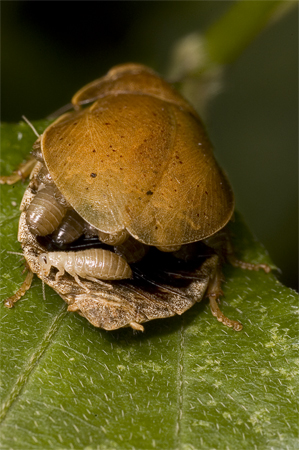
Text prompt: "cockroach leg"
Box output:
[[0, 157, 37, 185], [67, 303, 80, 312], [54, 268, 65, 283], [130, 322, 144, 331], [71, 273, 110, 293], [73, 273, 91, 293], [223, 234, 271, 273], [209, 297, 242, 331], [207, 260, 243, 331], [226, 254, 271, 273], [4, 270, 34, 308], [204, 229, 272, 274], [85, 276, 113, 290]]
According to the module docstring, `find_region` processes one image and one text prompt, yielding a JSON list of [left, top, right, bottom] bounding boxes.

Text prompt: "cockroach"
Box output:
[[38, 248, 132, 289], [26, 184, 68, 236], [51, 209, 86, 247], [1, 63, 271, 331]]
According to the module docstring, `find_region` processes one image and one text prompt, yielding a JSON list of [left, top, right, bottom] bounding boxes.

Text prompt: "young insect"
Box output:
[[51, 209, 86, 247], [26, 183, 68, 236], [38, 248, 132, 291]]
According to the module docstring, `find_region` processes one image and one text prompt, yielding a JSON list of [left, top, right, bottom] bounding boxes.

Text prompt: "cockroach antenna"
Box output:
[[21, 115, 40, 138], [46, 102, 74, 120], [42, 278, 46, 302], [7, 251, 24, 257]]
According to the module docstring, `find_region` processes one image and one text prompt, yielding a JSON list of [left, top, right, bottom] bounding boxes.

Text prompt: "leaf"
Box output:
[[0, 121, 298, 450]]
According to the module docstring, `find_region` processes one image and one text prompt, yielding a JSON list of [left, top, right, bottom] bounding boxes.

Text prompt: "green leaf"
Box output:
[[0, 121, 298, 450]]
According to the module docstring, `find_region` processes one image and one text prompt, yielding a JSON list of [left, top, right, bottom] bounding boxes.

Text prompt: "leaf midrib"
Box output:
[[0, 302, 68, 423]]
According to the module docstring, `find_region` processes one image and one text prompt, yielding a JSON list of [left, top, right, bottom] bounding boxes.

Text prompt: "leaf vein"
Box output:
[[0, 304, 68, 424], [175, 319, 185, 448]]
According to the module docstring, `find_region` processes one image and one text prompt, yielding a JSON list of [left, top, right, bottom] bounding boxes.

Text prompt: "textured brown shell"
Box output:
[[41, 64, 234, 246]]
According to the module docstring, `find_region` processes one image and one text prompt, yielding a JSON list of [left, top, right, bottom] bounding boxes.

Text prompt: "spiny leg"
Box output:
[[85, 276, 113, 290], [204, 227, 271, 331], [207, 261, 243, 331], [73, 273, 91, 293], [204, 227, 272, 274], [0, 157, 37, 185], [4, 270, 34, 308], [224, 234, 271, 273], [226, 253, 271, 273], [68, 275, 113, 293]]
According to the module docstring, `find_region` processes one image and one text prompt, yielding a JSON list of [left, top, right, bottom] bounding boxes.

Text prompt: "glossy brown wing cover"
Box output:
[[42, 80, 234, 246]]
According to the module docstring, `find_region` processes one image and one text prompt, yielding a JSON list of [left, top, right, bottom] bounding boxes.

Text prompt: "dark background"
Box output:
[[1, 1, 298, 290]]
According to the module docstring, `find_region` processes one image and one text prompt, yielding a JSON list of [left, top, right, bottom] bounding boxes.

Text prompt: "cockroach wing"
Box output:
[[71, 63, 194, 115], [41, 93, 234, 246], [128, 105, 235, 245]]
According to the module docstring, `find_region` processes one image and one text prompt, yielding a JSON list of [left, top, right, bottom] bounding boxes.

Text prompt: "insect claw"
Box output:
[[130, 322, 144, 332], [207, 259, 242, 330], [21, 264, 28, 274], [0, 157, 37, 185], [209, 297, 243, 331], [258, 264, 272, 274], [227, 255, 271, 273], [67, 303, 80, 312]]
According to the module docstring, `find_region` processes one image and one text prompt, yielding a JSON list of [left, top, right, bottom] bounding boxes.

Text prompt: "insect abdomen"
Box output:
[[115, 236, 149, 263], [26, 185, 67, 236], [64, 249, 132, 280], [51, 210, 85, 246], [87, 249, 132, 279]]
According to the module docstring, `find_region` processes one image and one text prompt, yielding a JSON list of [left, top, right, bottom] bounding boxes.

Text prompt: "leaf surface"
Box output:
[[0, 121, 298, 449]]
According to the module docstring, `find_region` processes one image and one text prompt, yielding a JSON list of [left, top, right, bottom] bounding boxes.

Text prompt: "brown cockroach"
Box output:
[[51, 209, 86, 247], [1, 63, 271, 331], [26, 184, 68, 236]]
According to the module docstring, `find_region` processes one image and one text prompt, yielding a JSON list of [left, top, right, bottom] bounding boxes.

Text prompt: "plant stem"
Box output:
[[168, 0, 295, 79], [205, 0, 293, 67]]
